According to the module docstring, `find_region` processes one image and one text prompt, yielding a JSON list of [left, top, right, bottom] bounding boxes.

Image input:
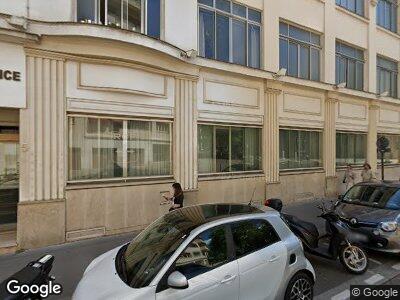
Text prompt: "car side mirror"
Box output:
[[167, 271, 188, 289]]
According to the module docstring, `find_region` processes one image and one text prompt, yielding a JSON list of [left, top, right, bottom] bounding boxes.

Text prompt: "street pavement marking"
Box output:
[[331, 289, 350, 300], [364, 274, 385, 285], [369, 258, 382, 265], [392, 263, 400, 270]]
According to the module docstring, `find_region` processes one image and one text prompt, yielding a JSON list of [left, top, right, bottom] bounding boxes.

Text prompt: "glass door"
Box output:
[[0, 133, 19, 231]]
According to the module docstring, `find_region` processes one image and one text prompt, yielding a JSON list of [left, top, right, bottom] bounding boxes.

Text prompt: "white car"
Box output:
[[73, 204, 315, 300]]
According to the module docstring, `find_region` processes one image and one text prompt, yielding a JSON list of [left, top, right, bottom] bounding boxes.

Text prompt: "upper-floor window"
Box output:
[[377, 0, 398, 33], [279, 22, 321, 81], [377, 56, 398, 98], [198, 0, 262, 68], [335, 0, 364, 16], [335, 41, 364, 91], [77, 0, 161, 38]]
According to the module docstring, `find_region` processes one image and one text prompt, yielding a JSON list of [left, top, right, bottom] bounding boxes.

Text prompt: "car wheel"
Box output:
[[339, 244, 368, 274], [284, 272, 314, 300]]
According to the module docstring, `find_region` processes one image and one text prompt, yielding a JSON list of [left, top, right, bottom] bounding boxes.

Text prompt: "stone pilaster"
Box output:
[[18, 52, 66, 249], [174, 78, 198, 191], [368, 0, 378, 93], [367, 102, 379, 173], [324, 97, 337, 196], [264, 87, 281, 199]]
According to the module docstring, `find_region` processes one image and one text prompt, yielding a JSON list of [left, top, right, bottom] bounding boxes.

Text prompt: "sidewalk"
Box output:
[[0, 198, 327, 299]]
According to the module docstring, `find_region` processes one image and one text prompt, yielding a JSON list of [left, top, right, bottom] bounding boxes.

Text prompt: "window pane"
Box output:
[[176, 226, 228, 280], [216, 127, 230, 172], [231, 220, 280, 258], [232, 19, 247, 65], [310, 48, 320, 81], [279, 22, 288, 35], [244, 127, 261, 171], [348, 0, 356, 11], [289, 26, 310, 43], [310, 33, 320, 46], [348, 60, 356, 89], [279, 39, 288, 71], [108, 0, 122, 27], [198, 125, 214, 173], [231, 127, 244, 171], [248, 24, 261, 68], [199, 8, 215, 59], [279, 130, 290, 169], [147, 0, 160, 38], [232, 3, 246, 17], [216, 14, 230, 62], [356, 61, 364, 91], [248, 9, 261, 23], [198, 0, 213, 6], [216, 0, 231, 12], [77, 0, 96, 22], [288, 42, 298, 77], [127, 121, 171, 177], [356, 0, 364, 15], [97, 118, 123, 178], [299, 45, 310, 79]]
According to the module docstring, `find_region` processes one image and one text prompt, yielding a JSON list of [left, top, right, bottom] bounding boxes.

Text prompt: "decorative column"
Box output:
[[367, 102, 379, 173], [323, 0, 337, 84], [368, 0, 378, 93], [18, 51, 66, 249], [324, 96, 338, 196], [264, 86, 282, 199], [174, 77, 198, 192]]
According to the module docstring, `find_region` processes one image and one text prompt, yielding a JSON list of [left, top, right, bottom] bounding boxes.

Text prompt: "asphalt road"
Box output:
[[0, 199, 399, 299]]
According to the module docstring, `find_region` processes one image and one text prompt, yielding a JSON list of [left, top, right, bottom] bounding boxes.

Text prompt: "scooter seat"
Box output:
[[283, 214, 319, 238]]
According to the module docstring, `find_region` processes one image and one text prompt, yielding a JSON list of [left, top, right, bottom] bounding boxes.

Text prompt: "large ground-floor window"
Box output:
[[68, 115, 172, 181], [378, 134, 400, 164], [336, 132, 367, 166], [279, 128, 322, 170], [198, 124, 262, 174]]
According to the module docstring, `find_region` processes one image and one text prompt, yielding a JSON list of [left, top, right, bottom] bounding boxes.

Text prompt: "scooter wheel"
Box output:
[[339, 244, 369, 274]]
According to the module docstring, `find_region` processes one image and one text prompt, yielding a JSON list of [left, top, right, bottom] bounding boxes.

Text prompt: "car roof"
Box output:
[[355, 181, 400, 188], [165, 203, 276, 233]]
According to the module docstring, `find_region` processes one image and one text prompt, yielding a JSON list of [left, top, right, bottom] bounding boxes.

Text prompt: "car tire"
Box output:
[[284, 272, 314, 300], [339, 244, 368, 274]]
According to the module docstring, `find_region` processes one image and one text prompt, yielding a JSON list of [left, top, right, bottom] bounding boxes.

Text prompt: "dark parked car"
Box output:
[[335, 181, 400, 254]]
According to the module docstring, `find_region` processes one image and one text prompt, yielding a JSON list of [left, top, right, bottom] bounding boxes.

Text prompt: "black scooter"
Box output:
[[0, 255, 56, 300], [266, 199, 369, 274]]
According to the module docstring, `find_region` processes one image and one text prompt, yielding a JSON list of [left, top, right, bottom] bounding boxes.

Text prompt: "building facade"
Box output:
[[0, 0, 400, 250]]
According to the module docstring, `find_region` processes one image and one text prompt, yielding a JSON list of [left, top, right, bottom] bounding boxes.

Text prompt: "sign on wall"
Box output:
[[0, 41, 25, 108]]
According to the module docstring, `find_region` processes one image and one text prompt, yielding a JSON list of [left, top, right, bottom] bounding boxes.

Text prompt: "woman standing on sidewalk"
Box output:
[[361, 163, 375, 182], [343, 164, 356, 191]]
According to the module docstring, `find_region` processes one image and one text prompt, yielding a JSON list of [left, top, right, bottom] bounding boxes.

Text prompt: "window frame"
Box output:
[[376, 0, 398, 33], [335, 0, 365, 17], [67, 114, 173, 183], [198, 122, 263, 175], [279, 127, 324, 171], [377, 55, 399, 98], [76, 0, 162, 38], [336, 131, 367, 167], [197, 0, 263, 68], [279, 21, 322, 82], [335, 41, 365, 91]]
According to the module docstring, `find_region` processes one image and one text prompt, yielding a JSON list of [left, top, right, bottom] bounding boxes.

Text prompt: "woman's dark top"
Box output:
[[169, 193, 184, 211], [173, 193, 184, 208]]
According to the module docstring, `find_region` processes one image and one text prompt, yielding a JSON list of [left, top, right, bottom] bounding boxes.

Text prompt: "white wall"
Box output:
[[164, 0, 197, 51]]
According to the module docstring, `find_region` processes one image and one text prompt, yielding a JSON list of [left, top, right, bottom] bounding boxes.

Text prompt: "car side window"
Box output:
[[174, 225, 228, 280], [361, 186, 376, 203], [231, 219, 280, 258], [385, 189, 400, 209], [343, 185, 366, 202]]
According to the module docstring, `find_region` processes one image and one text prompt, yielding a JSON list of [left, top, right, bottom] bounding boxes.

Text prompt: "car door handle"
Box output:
[[220, 275, 237, 284], [268, 255, 280, 262]]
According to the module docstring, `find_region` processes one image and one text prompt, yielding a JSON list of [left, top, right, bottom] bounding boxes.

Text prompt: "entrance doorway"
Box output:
[[0, 127, 19, 232]]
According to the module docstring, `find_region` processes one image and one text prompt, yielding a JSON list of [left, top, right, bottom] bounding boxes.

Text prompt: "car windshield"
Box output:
[[121, 212, 197, 288], [342, 185, 400, 210]]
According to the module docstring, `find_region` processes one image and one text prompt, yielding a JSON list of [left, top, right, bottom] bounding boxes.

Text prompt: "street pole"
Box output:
[[381, 150, 385, 181]]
